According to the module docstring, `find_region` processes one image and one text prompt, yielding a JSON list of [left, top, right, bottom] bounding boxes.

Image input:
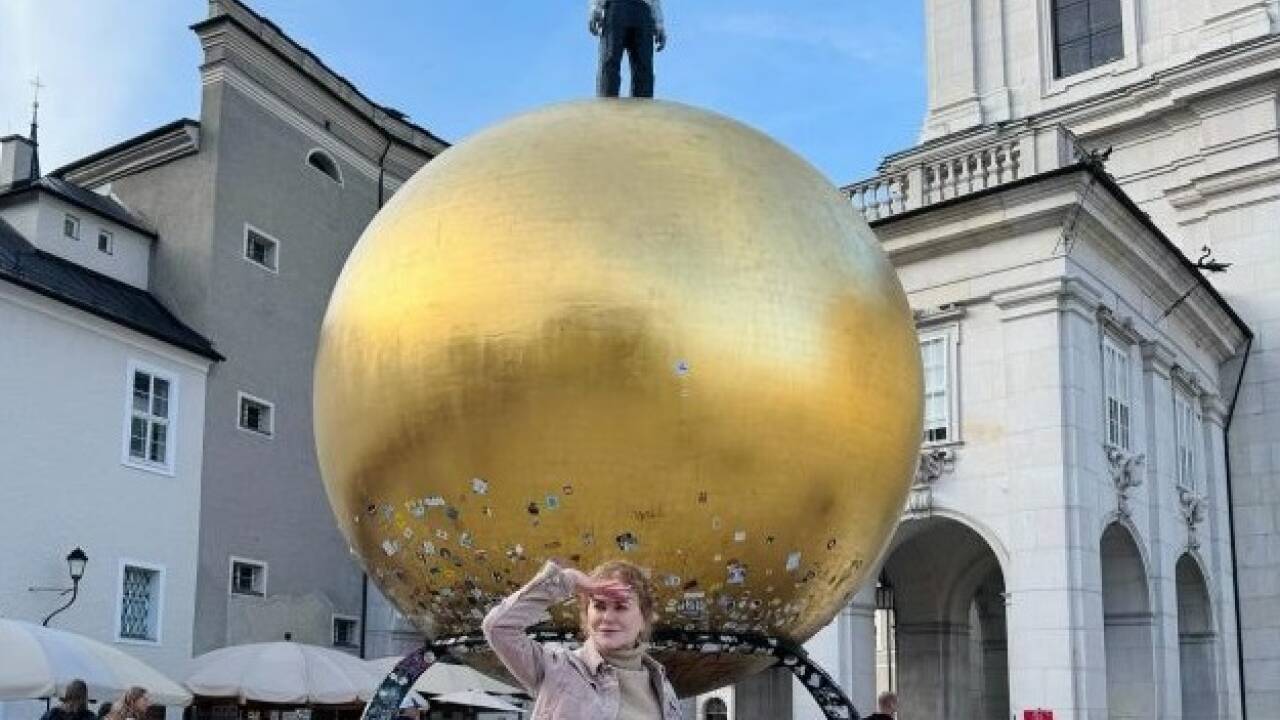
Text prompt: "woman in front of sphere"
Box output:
[[482, 559, 681, 719]]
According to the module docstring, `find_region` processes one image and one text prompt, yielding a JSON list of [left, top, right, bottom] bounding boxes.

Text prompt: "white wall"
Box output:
[[0, 281, 209, 709], [1, 192, 154, 289]]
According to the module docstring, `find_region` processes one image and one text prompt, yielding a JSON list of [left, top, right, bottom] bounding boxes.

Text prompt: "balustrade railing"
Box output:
[[844, 125, 1081, 223]]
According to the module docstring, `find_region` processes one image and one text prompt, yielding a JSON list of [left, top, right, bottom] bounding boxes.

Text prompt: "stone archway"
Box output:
[[1176, 553, 1218, 719], [881, 516, 1009, 720], [1101, 523, 1156, 719]]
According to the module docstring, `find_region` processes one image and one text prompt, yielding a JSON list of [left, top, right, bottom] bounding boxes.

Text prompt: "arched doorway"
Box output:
[[1100, 523, 1156, 719], [1176, 554, 1218, 719], [880, 516, 1009, 720]]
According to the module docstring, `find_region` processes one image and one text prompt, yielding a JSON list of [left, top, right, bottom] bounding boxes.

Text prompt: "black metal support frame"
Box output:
[[361, 631, 860, 720]]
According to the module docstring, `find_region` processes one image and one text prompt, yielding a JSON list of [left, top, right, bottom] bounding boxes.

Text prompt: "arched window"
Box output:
[[306, 149, 343, 185], [703, 697, 728, 720]]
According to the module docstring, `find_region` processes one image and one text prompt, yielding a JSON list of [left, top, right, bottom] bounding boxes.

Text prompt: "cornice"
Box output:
[[59, 122, 200, 188], [992, 276, 1102, 322]]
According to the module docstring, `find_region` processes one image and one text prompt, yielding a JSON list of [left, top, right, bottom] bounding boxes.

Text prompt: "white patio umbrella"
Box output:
[[431, 690, 524, 713], [0, 618, 192, 706], [366, 658, 523, 697], [186, 642, 377, 705]]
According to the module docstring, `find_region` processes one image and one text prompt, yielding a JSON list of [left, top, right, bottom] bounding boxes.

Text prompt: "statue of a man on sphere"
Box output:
[[589, 0, 665, 98]]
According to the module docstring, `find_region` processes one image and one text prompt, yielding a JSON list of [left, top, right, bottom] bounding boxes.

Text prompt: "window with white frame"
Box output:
[[229, 557, 267, 596], [703, 698, 728, 720], [1175, 392, 1198, 491], [126, 367, 174, 470], [1051, 0, 1123, 78], [117, 563, 163, 643], [1102, 338, 1131, 450], [63, 214, 80, 240], [332, 615, 359, 648], [238, 393, 274, 437], [243, 225, 279, 272], [920, 329, 957, 444], [97, 229, 113, 255]]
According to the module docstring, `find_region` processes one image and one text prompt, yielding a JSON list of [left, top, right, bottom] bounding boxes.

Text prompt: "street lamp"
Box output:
[[38, 547, 89, 626]]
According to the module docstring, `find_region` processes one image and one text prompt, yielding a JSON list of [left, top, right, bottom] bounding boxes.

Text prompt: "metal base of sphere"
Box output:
[[362, 632, 861, 720]]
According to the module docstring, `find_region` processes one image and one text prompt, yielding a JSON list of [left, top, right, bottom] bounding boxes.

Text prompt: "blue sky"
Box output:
[[0, 1, 926, 185]]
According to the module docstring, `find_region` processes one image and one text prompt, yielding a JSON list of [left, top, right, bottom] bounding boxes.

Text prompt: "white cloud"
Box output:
[[0, 1, 199, 172]]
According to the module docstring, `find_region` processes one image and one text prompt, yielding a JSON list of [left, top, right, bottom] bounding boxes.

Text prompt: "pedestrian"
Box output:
[[40, 680, 95, 720], [482, 559, 682, 719], [589, 0, 666, 98], [105, 688, 149, 720], [866, 690, 898, 719]]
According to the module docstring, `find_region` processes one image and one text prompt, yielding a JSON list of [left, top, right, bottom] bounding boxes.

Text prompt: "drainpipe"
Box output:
[[1222, 335, 1253, 719], [359, 123, 393, 663]]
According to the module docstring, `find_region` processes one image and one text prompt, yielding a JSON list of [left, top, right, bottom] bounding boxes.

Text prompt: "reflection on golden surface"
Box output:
[[314, 100, 921, 695]]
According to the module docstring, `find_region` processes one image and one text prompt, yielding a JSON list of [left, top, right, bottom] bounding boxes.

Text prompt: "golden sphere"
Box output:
[[314, 100, 921, 695]]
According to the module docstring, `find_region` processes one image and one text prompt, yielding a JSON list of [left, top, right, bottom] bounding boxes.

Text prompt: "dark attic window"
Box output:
[[307, 149, 343, 185]]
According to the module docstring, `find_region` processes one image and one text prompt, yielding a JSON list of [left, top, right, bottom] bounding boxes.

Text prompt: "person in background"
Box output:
[[95, 703, 112, 720], [40, 680, 95, 720], [105, 688, 149, 720], [589, 0, 666, 98], [866, 690, 898, 720]]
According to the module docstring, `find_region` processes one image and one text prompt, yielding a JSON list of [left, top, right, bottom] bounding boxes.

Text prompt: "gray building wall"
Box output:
[[80, 0, 443, 655]]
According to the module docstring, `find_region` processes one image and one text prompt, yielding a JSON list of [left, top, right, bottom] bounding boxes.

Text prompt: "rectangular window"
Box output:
[[1175, 393, 1198, 490], [238, 393, 274, 437], [921, 334, 952, 444], [229, 558, 267, 596], [117, 563, 162, 643], [1052, 0, 1124, 78], [98, 229, 114, 255], [1103, 339, 1131, 450], [63, 214, 80, 240], [244, 226, 279, 272], [333, 615, 359, 648], [127, 368, 174, 470]]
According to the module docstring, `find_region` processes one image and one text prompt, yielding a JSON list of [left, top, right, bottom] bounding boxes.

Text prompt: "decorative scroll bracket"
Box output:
[[1178, 487, 1207, 550], [905, 447, 956, 519], [1105, 446, 1145, 517]]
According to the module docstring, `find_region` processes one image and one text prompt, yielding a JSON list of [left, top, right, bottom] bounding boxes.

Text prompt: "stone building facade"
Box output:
[[780, 1, 1277, 719]]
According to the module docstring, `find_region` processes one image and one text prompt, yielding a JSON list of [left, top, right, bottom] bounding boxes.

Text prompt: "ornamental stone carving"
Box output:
[[1106, 445, 1145, 517], [1179, 487, 1207, 549], [906, 447, 956, 519]]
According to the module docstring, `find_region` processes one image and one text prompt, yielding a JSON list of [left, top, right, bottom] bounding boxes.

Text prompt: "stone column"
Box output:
[[994, 278, 1105, 719], [896, 620, 972, 718], [734, 667, 793, 720]]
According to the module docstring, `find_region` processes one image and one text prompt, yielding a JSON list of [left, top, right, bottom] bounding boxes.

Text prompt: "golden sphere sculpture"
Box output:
[[315, 100, 921, 696]]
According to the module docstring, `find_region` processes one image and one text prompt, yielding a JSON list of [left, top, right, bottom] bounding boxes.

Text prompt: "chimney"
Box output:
[[0, 135, 37, 189]]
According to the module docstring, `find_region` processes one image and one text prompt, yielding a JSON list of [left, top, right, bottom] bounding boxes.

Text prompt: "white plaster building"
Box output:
[[0, 135, 220, 717], [719, 2, 1279, 719]]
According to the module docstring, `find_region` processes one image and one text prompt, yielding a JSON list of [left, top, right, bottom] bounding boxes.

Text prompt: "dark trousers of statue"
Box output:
[[597, 0, 655, 98]]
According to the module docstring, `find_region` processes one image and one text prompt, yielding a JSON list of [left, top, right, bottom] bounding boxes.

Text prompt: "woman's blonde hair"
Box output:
[[106, 687, 148, 720], [577, 560, 658, 642]]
